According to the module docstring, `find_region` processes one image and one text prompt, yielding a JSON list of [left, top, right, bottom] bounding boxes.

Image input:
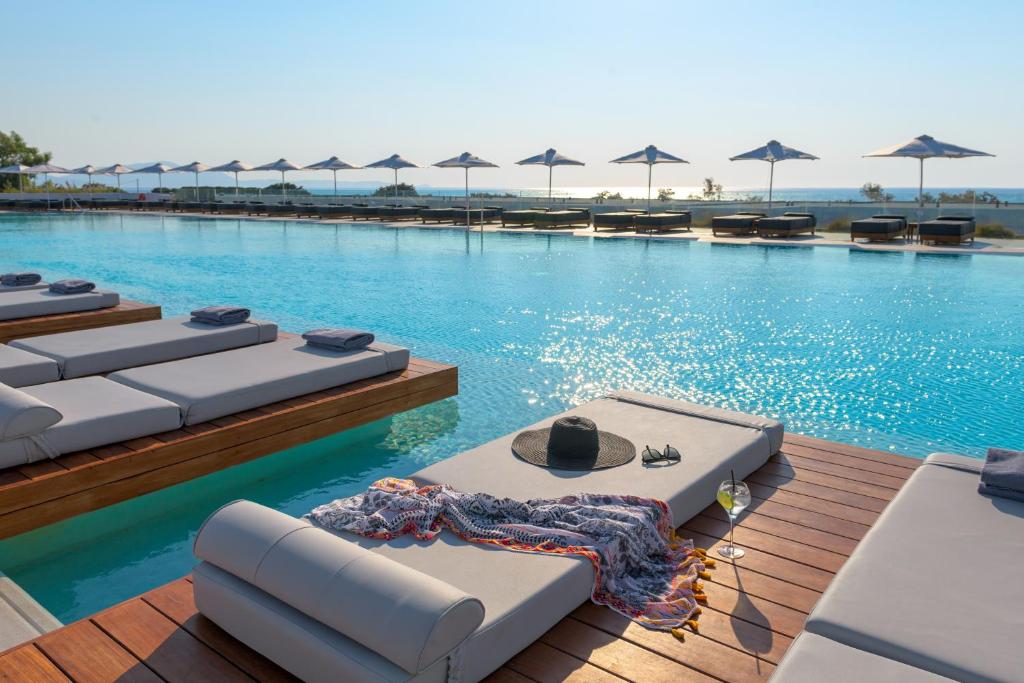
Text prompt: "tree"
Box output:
[[264, 182, 310, 195], [702, 177, 723, 201], [859, 182, 894, 202], [0, 131, 51, 191], [593, 190, 623, 201], [373, 182, 417, 197], [657, 188, 675, 201]]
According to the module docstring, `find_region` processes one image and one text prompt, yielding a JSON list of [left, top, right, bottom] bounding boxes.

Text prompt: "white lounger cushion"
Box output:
[[0, 289, 119, 321], [0, 345, 61, 388], [0, 383, 62, 440], [108, 338, 410, 425], [769, 633, 955, 683], [194, 501, 484, 679], [415, 390, 783, 523], [9, 316, 278, 379], [804, 453, 1024, 683], [0, 377, 182, 468]]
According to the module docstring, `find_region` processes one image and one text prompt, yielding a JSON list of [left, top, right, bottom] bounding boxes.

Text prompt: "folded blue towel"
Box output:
[[1, 272, 42, 287], [978, 448, 1024, 501], [190, 306, 251, 325], [49, 279, 95, 295], [302, 328, 375, 351]]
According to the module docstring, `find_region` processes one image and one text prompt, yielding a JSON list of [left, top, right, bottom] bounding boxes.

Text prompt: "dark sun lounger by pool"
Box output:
[[593, 210, 647, 231], [711, 211, 765, 236], [756, 212, 817, 238], [918, 216, 976, 244], [850, 214, 909, 242], [531, 209, 590, 229], [633, 211, 692, 233], [500, 208, 549, 227]]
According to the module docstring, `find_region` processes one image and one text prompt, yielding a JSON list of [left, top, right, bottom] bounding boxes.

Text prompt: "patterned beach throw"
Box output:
[[306, 478, 711, 633]]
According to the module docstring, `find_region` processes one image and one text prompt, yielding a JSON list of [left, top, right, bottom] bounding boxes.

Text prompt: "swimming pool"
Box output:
[[1, 211, 1022, 622]]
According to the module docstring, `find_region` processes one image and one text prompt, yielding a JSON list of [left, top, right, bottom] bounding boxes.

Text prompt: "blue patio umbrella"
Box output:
[[364, 154, 420, 205], [729, 140, 818, 209], [516, 148, 585, 202], [610, 145, 689, 211], [433, 152, 499, 227]]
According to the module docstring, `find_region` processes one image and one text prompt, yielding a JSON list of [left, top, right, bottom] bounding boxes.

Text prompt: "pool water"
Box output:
[[0, 212, 1022, 622]]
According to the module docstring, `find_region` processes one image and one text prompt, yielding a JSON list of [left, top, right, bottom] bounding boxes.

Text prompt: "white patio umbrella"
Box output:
[[23, 164, 70, 207], [170, 162, 210, 200], [304, 156, 359, 197], [95, 163, 135, 190], [206, 160, 254, 196], [253, 158, 304, 201], [610, 145, 689, 211], [364, 154, 420, 205], [729, 140, 818, 210], [516, 148, 584, 203], [131, 162, 176, 192], [864, 135, 995, 210], [0, 164, 31, 192], [433, 152, 499, 227], [69, 165, 98, 189]]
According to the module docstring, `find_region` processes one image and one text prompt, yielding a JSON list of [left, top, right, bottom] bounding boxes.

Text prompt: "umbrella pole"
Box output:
[[195, 172, 199, 201], [235, 172, 239, 196], [394, 168, 399, 205], [916, 158, 925, 242], [647, 164, 652, 212], [281, 171, 286, 202], [768, 161, 775, 211], [465, 167, 470, 229], [548, 165, 553, 204], [333, 170, 337, 198]]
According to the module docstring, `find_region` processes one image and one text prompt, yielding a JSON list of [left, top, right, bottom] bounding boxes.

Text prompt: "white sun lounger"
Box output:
[[191, 393, 784, 682], [0, 283, 49, 293], [0, 289, 119, 321], [777, 453, 1024, 683], [108, 337, 410, 425], [0, 378, 182, 469], [3, 315, 278, 383]]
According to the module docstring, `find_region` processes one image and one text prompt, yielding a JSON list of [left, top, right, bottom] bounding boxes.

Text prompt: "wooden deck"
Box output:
[[0, 433, 920, 683], [0, 357, 457, 539], [0, 299, 162, 344]]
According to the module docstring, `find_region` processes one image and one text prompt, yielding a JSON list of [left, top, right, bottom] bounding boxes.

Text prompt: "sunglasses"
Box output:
[[642, 444, 681, 464]]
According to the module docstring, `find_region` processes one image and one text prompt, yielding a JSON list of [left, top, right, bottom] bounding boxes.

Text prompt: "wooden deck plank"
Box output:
[[142, 579, 298, 682], [0, 435, 918, 683], [92, 600, 252, 683], [503, 641, 627, 682], [0, 359, 457, 538], [0, 646, 70, 682], [0, 300, 161, 344], [782, 433, 920, 469], [35, 620, 161, 683]]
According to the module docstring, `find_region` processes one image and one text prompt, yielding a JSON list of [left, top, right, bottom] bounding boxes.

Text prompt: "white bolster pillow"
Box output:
[[194, 500, 484, 674], [0, 382, 62, 441]]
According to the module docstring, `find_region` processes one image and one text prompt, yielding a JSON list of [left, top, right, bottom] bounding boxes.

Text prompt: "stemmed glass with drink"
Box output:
[[716, 473, 751, 559]]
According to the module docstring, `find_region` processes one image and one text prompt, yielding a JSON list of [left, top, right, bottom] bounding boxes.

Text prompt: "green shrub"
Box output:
[[824, 217, 852, 232], [976, 224, 1017, 239]]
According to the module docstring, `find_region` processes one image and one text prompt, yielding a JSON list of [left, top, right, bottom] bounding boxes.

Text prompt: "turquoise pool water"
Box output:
[[0, 211, 1022, 622]]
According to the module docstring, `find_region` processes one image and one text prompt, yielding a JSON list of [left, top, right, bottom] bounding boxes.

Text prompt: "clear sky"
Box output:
[[4, 0, 1022, 190]]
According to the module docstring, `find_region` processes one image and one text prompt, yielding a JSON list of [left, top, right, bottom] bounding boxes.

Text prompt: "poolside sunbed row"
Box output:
[[593, 209, 693, 233]]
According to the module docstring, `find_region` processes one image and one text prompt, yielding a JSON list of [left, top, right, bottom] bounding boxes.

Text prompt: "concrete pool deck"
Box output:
[[10, 208, 1019, 256]]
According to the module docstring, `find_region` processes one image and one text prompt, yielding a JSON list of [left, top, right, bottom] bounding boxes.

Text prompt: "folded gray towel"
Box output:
[[302, 328, 375, 351], [978, 448, 1024, 501], [190, 306, 251, 325], [49, 279, 95, 295], [1, 272, 42, 287]]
